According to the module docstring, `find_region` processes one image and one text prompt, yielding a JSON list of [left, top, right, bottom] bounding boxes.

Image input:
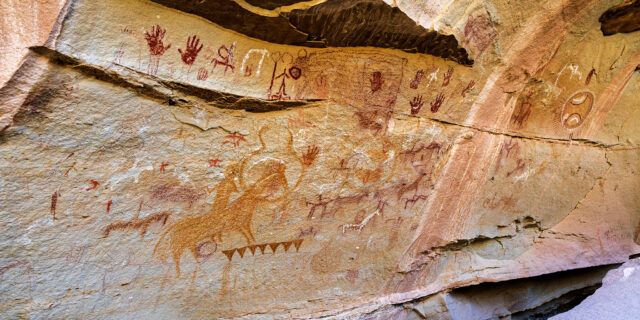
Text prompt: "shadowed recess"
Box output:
[[150, 0, 309, 44], [600, 0, 640, 35], [150, 0, 473, 65]]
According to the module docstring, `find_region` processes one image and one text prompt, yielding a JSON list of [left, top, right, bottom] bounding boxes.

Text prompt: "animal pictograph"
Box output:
[[103, 212, 171, 238], [154, 127, 319, 275]]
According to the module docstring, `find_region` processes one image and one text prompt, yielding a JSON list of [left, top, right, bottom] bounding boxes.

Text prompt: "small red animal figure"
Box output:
[[222, 133, 246, 148], [160, 161, 170, 172], [208, 159, 222, 168], [86, 180, 100, 191]]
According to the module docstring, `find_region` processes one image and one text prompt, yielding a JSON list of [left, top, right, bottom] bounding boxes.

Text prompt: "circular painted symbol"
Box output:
[[561, 91, 594, 129], [196, 241, 217, 260], [289, 66, 302, 80]]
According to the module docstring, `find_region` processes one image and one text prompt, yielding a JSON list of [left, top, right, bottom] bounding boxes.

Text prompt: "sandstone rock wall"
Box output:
[[0, 0, 639, 318], [0, 0, 66, 86]]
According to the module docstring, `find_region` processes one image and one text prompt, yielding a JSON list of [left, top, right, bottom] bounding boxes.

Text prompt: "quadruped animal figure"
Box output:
[[154, 127, 318, 275]]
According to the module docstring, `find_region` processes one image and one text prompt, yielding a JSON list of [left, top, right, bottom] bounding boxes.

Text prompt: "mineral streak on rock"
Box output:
[[0, 0, 639, 319]]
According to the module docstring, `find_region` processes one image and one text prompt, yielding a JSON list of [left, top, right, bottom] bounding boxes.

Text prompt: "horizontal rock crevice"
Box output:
[[29, 46, 322, 113]]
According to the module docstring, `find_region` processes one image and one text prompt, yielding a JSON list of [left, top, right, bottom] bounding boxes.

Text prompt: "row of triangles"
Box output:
[[222, 238, 304, 261]]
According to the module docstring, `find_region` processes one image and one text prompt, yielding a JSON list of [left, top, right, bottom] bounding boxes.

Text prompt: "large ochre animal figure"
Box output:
[[154, 128, 318, 275]]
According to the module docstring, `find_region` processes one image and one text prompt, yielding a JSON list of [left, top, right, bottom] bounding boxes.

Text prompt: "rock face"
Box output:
[[550, 258, 640, 320], [0, 0, 66, 86], [0, 0, 639, 319]]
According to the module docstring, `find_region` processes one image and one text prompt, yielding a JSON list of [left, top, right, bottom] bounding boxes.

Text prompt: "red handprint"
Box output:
[[430, 93, 445, 113], [315, 75, 329, 98], [461, 80, 476, 97], [144, 25, 171, 56], [442, 67, 454, 87], [144, 25, 171, 75], [410, 95, 424, 115], [302, 146, 320, 166], [178, 35, 203, 65], [409, 70, 425, 89]]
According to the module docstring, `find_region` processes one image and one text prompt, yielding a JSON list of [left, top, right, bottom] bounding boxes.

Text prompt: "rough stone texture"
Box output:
[[0, 0, 639, 319], [550, 258, 640, 320], [407, 264, 618, 319], [0, 0, 66, 86]]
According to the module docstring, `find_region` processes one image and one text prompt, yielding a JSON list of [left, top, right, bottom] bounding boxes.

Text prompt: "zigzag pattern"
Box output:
[[222, 239, 304, 261]]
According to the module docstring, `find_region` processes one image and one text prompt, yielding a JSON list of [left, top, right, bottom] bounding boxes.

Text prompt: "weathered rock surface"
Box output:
[[0, 0, 639, 319], [0, 0, 66, 86], [550, 258, 640, 320]]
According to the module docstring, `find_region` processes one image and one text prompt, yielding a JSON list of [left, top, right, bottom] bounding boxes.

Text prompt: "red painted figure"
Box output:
[[510, 91, 534, 128], [86, 180, 100, 191], [208, 159, 222, 168], [585, 68, 596, 85], [222, 133, 246, 148], [51, 189, 61, 220], [160, 161, 170, 172], [197, 67, 209, 80], [211, 43, 235, 74], [370, 71, 384, 92]]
